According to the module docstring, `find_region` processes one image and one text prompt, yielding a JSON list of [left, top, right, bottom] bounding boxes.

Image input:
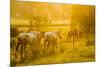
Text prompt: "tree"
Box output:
[[29, 15, 51, 31], [79, 6, 95, 46]]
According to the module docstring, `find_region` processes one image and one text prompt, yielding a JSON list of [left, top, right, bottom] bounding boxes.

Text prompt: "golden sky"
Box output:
[[11, 0, 95, 24]]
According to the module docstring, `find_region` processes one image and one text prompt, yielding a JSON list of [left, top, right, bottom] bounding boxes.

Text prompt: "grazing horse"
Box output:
[[15, 31, 42, 62], [44, 30, 61, 54], [67, 29, 83, 47], [67, 29, 83, 41]]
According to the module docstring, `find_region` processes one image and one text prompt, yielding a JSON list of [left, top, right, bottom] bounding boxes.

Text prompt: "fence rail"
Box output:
[[11, 24, 72, 27]]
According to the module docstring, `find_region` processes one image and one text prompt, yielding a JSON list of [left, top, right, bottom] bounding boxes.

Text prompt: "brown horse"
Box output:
[[67, 28, 83, 47], [67, 29, 83, 41]]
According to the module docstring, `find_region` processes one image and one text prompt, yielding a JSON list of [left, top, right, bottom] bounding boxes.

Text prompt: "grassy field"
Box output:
[[10, 18, 95, 66], [10, 36, 95, 66]]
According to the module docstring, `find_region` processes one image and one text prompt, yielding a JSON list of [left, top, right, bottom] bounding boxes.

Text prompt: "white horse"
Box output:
[[15, 31, 42, 61], [44, 30, 61, 54]]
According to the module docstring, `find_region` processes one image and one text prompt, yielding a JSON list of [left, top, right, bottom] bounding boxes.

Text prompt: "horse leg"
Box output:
[[15, 41, 20, 59], [20, 42, 24, 62], [67, 36, 69, 42], [23, 43, 26, 59], [46, 40, 51, 55], [53, 39, 57, 54], [46, 41, 49, 55], [55, 39, 58, 53], [52, 42, 55, 54], [44, 39, 47, 55], [69, 36, 71, 42]]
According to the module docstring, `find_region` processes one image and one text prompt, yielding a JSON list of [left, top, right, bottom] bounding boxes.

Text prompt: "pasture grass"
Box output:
[[11, 42, 95, 66]]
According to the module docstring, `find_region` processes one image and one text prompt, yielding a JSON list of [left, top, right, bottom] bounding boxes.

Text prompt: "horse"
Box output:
[[43, 30, 61, 54], [67, 28, 83, 47], [67, 29, 83, 41], [15, 31, 42, 62]]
